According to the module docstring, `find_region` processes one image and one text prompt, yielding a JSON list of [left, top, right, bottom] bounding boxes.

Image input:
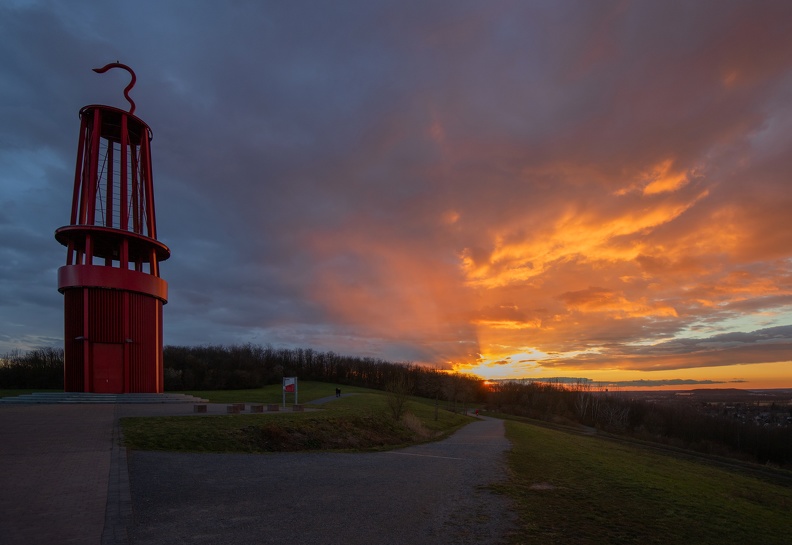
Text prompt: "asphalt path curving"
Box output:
[[127, 416, 517, 545]]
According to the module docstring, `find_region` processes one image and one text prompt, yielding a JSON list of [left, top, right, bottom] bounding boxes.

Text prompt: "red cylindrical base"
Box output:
[[63, 287, 164, 393]]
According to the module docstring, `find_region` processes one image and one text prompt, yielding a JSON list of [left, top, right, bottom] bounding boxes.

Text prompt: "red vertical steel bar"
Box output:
[[120, 238, 129, 270], [70, 115, 88, 225], [105, 140, 114, 265], [129, 145, 138, 231], [141, 152, 149, 272], [66, 240, 75, 266], [155, 303, 162, 392], [142, 136, 157, 240], [80, 111, 101, 225], [74, 127, 91, 266], [131, 140, 140, 235], [72, 127, 89, 269], [85, 233, 93, 264], [123, 291, 130, 392], [135, 144, 143, 235], [131, 126, 141, 237], [78, 129, 88, 225], [81, 123, 94, 223], [128, 142, 140, 272], [120, 114, 130, 271], [121, 113, 128, 233], [78, 119, 89, 266], [86, 113, 101, 227], [82, 290, 90, 392], [120, 114, 129, 232], [106, 140, 114, 228]]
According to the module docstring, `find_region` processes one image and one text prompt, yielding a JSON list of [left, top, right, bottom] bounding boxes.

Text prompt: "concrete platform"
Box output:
[[0, 392, 209, 404]]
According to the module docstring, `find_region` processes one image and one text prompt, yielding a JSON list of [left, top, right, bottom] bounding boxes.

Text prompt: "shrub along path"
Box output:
[[127, 416, 517, 545]]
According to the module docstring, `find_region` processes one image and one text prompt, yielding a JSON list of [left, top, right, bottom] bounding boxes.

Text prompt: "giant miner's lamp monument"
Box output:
[[55, 63, 170, 393]]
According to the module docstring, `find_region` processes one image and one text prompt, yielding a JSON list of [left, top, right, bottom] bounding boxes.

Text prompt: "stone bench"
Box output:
[[227, 404, 242, 414], [250, 404, 264, 413], [267, 404, 279, 412], [193, 404, 207, 413]]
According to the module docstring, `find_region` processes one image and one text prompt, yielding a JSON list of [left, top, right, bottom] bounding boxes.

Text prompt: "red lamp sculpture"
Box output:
[[56, 63, 170, 393]]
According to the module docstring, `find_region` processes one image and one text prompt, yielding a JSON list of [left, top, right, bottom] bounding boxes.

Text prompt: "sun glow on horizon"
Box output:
[[452, 357, 792, 391]]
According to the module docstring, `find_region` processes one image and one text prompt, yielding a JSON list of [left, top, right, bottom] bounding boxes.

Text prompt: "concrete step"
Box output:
[[0, 392, 210, 404]]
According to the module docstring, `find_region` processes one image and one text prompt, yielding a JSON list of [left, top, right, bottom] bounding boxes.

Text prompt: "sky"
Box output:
[[2, 1, 792, 389]]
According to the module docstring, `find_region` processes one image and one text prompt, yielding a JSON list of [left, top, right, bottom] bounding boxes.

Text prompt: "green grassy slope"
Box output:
[[499, 420, 792, 545]]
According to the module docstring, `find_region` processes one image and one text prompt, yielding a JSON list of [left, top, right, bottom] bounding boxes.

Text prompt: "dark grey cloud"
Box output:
[[633, 326, 792, 355], [543, 326, 792, 372]]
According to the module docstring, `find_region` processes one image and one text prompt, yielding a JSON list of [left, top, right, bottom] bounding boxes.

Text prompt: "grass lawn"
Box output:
[[499, 420, 792, 545], [122, 389, 472, 453]]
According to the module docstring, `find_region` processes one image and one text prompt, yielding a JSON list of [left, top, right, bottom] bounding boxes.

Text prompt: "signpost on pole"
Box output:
[[282, 377, 297, 408]]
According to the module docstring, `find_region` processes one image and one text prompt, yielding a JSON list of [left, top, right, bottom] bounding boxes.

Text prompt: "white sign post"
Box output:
[[282, 377, 298, 408]]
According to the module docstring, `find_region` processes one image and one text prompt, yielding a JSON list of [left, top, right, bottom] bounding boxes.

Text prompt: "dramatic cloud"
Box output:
[[1, 1, 792, 387]]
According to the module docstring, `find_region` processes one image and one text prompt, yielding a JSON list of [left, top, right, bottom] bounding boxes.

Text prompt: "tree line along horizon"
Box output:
[[1, 344, 791, 468]]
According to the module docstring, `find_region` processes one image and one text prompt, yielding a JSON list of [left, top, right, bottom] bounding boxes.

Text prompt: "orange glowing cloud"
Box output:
[[460, 182, 708, 290], [643, 160, 691, 195], [557, 287, 678, 318], [614, 159, 693, 196], [297, 216, 479, 365]]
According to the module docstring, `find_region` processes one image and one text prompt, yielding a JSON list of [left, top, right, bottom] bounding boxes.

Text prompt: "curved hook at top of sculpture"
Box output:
[[93, 62, 137, 115]]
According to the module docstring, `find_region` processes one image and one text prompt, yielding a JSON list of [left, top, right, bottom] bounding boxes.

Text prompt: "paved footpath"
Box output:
[[0, 403, 217, 545], [0, 404, 117, 545], [0, 404, 516, 545], [0, 403, 248, 545], [127, 416, 517, 545]]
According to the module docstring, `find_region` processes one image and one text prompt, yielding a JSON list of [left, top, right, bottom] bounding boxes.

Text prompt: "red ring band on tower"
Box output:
[[58, 265, 168, 302]]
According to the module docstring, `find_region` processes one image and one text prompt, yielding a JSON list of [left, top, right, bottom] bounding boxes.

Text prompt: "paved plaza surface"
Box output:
[[0, 404, 117, 545], [0, 402, 516, 545]]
